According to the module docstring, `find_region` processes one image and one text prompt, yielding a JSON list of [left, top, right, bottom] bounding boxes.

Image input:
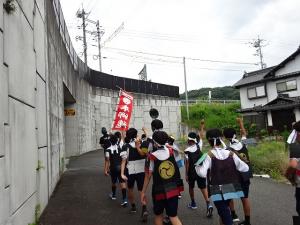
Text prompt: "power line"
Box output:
[[102, 55, 252, 72], [103, 47, 257, 65]]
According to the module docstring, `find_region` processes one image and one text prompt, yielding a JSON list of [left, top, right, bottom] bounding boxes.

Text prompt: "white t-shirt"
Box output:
[[229, 136, 246, 151]]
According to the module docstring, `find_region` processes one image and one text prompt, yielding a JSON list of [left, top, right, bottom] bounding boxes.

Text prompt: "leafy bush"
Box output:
[[248, 141, 288, 180], [181, 103, 241, 130]]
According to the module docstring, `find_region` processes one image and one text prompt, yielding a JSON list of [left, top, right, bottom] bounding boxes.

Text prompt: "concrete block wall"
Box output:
[[0, 0, 48, 224], [0, 0, 182, 224]]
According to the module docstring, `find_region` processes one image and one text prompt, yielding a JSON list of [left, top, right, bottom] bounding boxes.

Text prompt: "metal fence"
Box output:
[[50, 1, 180, 98], [180, 99, 240, 105]]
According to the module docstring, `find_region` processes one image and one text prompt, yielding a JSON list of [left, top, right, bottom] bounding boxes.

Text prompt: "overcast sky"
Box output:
[[60, 0, 300, 93]]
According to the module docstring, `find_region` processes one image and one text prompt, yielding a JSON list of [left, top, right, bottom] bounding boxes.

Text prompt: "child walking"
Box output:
[[195, 128, 249, 225], [141, 131, 183, 225], [120, 128, 149, 221], [104, 134, 128, 206], [223, 118, 252, 225], [184, 121, 213, 217]]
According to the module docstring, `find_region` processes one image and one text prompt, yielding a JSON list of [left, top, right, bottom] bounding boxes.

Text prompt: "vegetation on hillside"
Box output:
[[180, 86, 240, 100], [181, 102, 241, 130]]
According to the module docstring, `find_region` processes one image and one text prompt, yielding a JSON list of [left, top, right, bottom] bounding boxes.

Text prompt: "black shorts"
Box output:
[[153, 196, 178, 217], [110, 169, 125, 184], [241, 180, 250, 198], [127, 173, 145, 191], [188, 176, 207, 189]]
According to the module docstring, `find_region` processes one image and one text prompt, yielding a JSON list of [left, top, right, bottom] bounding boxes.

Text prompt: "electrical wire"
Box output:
[[104, 47, 257, 65]]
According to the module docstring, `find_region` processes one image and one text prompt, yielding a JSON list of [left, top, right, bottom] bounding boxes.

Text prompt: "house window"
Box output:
[[276, 80, 297, 93], [247, 85, 266, 99]]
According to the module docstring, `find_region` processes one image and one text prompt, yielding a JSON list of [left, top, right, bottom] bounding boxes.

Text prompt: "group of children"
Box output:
[[100, 117, 253, 225]]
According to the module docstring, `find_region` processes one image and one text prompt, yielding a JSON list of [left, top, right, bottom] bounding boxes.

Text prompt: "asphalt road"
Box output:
[[39, 150, 296, 225]]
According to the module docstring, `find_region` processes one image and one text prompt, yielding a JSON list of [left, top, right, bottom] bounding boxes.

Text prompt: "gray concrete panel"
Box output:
[[0, 158, 4, 189], [0, 38, 8, 125], [36, 75, 47, 147], [35, 0, 45, 21], [34, 10, 46, 79], [0, 187, 10, 225], [4, 125, 11, 188], [37, 147, 48, 212], [4, 7, 36, 107], [9, 99, 37, 211], [0, 126, 3, 157], [0, 0, 3, 31], [10, 193, 36, 225], [15, 0, 34, 27]]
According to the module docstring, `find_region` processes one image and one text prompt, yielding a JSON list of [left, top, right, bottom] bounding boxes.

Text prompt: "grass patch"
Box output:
[[249, 141, 288, 180], [181, 103, 241, 130]]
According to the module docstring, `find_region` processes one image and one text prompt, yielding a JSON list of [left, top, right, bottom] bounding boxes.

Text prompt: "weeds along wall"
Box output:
[[0, 1, 181, 225]]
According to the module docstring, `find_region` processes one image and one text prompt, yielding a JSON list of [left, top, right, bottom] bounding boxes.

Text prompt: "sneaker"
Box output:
[[232, 212, 240, 223], [141, 208, 148, 222], [238, 221, 251, 225], [206, 205, 213, 218], [121, 199, 128, 207], [130, 205, 137, 213], [187, 202, 197, 209], [109, 193, 116, 200]]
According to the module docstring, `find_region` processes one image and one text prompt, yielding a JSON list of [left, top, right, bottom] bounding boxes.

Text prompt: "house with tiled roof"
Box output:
[[234, 46, 300, 132]]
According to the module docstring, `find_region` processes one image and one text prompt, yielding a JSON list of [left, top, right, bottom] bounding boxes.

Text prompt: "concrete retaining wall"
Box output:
[[0, 0, 181, 224]]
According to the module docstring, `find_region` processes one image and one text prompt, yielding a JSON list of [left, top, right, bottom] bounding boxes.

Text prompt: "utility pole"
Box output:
[[76, 7, 88, 65], [76, 8, 104, 71], [96, 20, 103, 72], [183, 57, 190, 120], [250, 36, 267, 69]]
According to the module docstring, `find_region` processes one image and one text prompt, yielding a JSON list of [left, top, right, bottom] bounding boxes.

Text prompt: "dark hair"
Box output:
[[293, 121, 300, 132], [109, 134, 118, 145], [188, 132, 197, 145], [126, 128, 138, 140], [223, 128, 236, 139], [101, 127, 107, 135], [151, 119, 163, 132], [152, 131, 169, 146], [115, 131, 121, 139], [141, 134, 147, 140], [168, 136, 175, 145], [124, 136, 130, 144], [206, 128, 222, 147]]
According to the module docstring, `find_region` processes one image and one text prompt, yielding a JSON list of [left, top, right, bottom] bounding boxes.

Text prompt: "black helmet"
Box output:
[[149, 108, 159, 119]]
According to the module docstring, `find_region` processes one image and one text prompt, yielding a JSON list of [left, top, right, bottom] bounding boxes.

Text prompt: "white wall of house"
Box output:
[[239, 86, 268, 109], [276, 53, 300, 76], [266, 76, 300, 100]]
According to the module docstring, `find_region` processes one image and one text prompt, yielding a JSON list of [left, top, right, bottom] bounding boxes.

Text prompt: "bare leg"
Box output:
[[229, 200, 235, 211], [242, 198, 250, 216], [189, 187, 195, 201], [128, 188, 135, 204], [120, 182, 126, 189], [169, 216, 182, 225], [200, 188, 210, 202], [154, 214, 164, 225]]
